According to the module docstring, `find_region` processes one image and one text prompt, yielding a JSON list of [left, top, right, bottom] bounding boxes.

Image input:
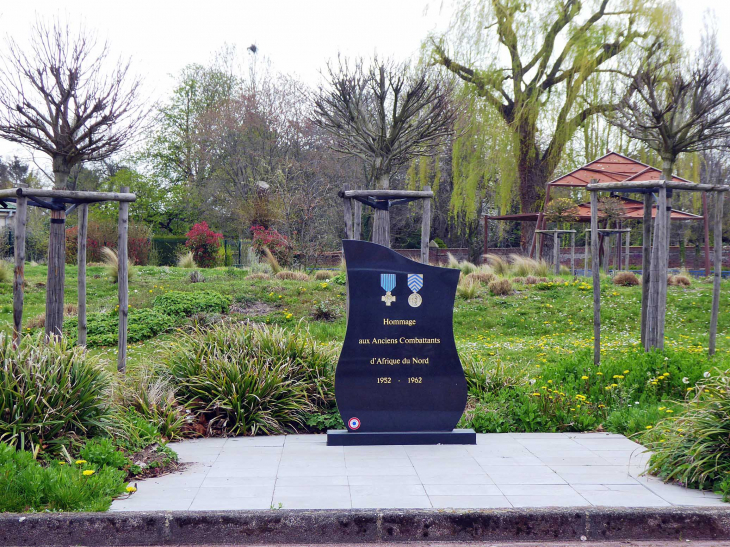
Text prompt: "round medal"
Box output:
[[408, 293, 422, 308]]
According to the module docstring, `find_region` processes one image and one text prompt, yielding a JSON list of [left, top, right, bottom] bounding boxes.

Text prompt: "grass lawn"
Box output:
[[1, 263, 728, 436]]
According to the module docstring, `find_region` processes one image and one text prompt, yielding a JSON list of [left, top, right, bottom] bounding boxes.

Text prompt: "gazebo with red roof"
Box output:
[[484, 152, 712, 274]]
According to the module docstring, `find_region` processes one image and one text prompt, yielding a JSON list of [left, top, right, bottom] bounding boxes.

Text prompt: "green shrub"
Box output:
[[0, 333, 112, 452], [643, 369, 730, 500], [153, 290, 231, 317], [165, 321, 335, 435], [121, 371, 186, 441], [79, 438, 130, 469], [304, 408, 345, 431], [64, 308, 173, 347], [0, 443, 127, 512]]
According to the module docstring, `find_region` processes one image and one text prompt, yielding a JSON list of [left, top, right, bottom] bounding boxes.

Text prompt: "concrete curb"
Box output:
[[1, 508, 729, 546]]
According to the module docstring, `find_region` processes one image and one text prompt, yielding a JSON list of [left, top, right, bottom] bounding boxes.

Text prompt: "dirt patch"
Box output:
[[229, 301, 276, 317], [127, 443, 182, 481]]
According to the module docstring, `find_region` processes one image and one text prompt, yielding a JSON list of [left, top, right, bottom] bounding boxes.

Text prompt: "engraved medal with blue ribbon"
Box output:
[[407, 274, 423, 308], [380, 273, 396, 306]]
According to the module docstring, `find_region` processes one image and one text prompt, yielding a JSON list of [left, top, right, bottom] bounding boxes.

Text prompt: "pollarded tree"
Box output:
[[312, 58, 457, 246], [610, 27, 730, 180], [0, 19, 146, 337], [431, 0, 665, 246]]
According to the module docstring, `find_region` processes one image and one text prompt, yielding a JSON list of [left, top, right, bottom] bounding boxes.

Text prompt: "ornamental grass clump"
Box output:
[[100, 246, 133, 283], [245, 273, 271, 281], [464, 271, 495, 285], [456, 277, 479, 300], [486, 254, 511, 276], [643, 369, 730, 500], [488, 278, 513, 296], [164, 321, 336, 435], [314, 270, 338, 280], [0, 260, 10, 283], [275, 270, 310, 281], [0, 332, 112, 452], [613, 271, 640, 286], [177, 251, 196, 269]]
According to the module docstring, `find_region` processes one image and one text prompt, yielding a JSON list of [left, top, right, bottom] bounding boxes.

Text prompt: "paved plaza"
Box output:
[[110, 433, 725, 511]]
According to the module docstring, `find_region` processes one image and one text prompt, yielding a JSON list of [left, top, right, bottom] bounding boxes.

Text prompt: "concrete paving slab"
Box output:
[[109, 433, 726, 511]]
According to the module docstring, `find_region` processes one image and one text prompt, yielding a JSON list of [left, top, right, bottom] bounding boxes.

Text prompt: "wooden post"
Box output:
[[342, 184, 353, 239], [45, 208, 66, 339], [117, 186, 130, 374], [12, 196, 27, 345], [640, 192, 653, 347], [536, 184, 552, 258], [709, 191, 724, 356], [77, 204, 89, 347], [353, 199, 362, 241], [703, 192, 711, 277], [553, 231, 560, 275], [570, 231, 575, 276], [421, 186, 431, 265], [584, 230, 589, 277], [647, 187, 667, 349], [656, 191, 671, 349], [591, 191, 601, 365], [625, 230, 630, 271]]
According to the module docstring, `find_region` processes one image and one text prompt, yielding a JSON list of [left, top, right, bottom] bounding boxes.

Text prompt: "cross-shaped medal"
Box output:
[[381, 291, 396, 306]]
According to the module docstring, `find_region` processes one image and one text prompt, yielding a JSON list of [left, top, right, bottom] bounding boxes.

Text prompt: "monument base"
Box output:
[[326, 428, 476, 446]]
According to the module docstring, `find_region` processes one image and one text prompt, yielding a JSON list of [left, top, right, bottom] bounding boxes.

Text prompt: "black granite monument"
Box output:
[[327, 240, 475, 446]]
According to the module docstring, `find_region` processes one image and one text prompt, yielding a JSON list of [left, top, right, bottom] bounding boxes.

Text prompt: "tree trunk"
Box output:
[[372, 173, 390, 247], [517, 151, 550, 250], [45, 166, 70, 339]]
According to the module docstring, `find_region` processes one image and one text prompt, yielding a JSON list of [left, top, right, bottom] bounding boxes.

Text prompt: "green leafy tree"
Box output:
[[431, 0, 666, 245]]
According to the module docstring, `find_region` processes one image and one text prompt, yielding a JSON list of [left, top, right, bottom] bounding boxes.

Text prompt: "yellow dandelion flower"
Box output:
[[82, 469, 95, 476], [75, 460, 87, 465], [126, 486, 137, 493]]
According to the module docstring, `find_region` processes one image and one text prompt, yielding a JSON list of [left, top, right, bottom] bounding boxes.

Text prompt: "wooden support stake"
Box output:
[[625, 231, 630, 271], [353, 199, 362, 241], [656, 191, 671, 349], [570, 232, 575, 276], [77, 204, 89, 347], [640, 193, 653, 347], [117, 186, 130, 373], [553, 232, 560, 275], [342, 184, 353, 239], [584, 230, 589, 277], [421, 186, 431, 265], [591, 192, 601, 366], [484, 216, 489, 258], [12, 196, 27, 345], [703, 192, 711, 277], [709, 191, 724, 356], [45, 208, 66, 339]]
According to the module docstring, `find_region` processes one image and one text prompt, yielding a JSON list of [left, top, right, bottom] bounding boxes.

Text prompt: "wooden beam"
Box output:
[[646, 187, 668, 349], [586, 181, 730, 192], [0, 188, 137, 202], [709, 191, 724, 356], [341, 189, 433, 199], [640, 193, 652, 347], [591, 191, 601, 365], [553, 232, 560, 275], [12, 196, 27, 346], [117, 186, 130, 373], [421, 185, 431, 265], [77, 204, 89, 347]]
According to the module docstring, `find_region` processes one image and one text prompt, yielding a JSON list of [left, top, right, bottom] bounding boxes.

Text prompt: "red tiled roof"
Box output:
[[548, 152, 692, 187]]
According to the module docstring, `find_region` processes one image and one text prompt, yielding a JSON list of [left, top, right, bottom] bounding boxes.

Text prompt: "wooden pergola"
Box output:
[[587, 179, 727, 365], [339, 185, 433, 264], [1, 186, 136, 372]]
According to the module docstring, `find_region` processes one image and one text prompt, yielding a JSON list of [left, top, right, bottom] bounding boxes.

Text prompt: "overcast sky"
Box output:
[[0, 0, 726, 162]]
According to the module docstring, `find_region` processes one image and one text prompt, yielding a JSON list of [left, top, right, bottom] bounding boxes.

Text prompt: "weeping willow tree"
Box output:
[[431, 0, 669, 246]]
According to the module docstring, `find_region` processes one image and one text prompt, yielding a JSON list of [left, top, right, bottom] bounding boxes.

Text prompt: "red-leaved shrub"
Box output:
[[251, 225, 293, 267], [66, 221, 152, 265], [185, 222, 222, 268]]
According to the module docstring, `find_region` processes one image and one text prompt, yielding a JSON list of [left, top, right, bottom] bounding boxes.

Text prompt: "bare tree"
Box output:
[[610, 28, 730, 180], [0, 18, 146, 337], [312, 58, 456, 246]]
